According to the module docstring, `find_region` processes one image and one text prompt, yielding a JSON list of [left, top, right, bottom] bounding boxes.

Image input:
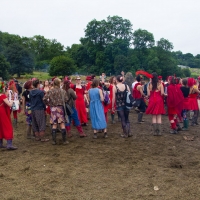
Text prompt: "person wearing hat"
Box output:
[[73, 76, 88, 126]]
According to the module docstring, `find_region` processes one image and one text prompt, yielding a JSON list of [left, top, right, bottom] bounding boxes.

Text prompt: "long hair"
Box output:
[[63, 80, 70, 91], [152, 72, 158, 91], [8, 80, 18, 93]]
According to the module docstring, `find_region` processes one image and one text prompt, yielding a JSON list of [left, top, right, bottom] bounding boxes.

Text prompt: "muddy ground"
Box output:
[[0, 111, 200, 200]]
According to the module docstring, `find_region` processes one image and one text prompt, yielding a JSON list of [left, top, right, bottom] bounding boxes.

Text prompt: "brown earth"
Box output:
[[0, 111, 200, 200]]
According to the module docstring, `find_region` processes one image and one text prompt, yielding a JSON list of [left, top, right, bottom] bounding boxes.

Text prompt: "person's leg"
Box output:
[[32, 111, 40, 140], [124, 109, 131, 136], [0, 139, 6, 148], [111, 111, 115, 124], [152, 115, 157, 136], [195, 110, 199, 125], [13, 111, 18, 127], [60, 122, 68, 144], [169, 114, 177, 134], [156, 115, 162, 135], [118, 109, 127, 137], [93, 129, 97, 139]]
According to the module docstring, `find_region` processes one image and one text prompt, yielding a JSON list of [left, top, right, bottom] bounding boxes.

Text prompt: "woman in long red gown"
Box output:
[[188, 78, 200, 126], [74, 76, 88, 126], [0, 81, 17, 150], [146, 73, 165, 136]]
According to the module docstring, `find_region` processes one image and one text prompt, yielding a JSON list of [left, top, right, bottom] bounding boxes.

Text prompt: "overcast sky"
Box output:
[[0, 0, 199, 55]]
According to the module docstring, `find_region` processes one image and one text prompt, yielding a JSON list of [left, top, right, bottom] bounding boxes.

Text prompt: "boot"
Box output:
[[40, 131, 49, 142], [13, 118, 17, 127], [170, 129, 178, 134], [111, 114, 115, 124], [191, 116, 196, 126], [51, 129, 57, 145], [65, 126, 72, 138], [26, 126, 34, 139], [152, 124, 157, 136], [137, 113, 144, 124], [76, 125, 87, 137], [6, 140, 17, 150], [121, 127, 128, 138], [182, 119, 189, 131], [93, 133, 97, 139], [157, 124, 162, 136], [126, 123, 132, 137], [0, 139, 6, 148], [61, 129, 68, 145], [176, 124, 182, 131]]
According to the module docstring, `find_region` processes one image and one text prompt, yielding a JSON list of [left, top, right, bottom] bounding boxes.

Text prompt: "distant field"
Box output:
[[190, 68, 200, 77]]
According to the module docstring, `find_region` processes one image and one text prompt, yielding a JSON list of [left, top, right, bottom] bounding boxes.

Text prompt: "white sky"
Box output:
[[0, 0, 199, 55]]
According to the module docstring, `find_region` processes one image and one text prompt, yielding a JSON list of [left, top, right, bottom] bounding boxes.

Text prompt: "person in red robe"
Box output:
[[73, 76, 88, 126], [0, 81, 17, 150], [167, 76, 184, 134], [188, 78, 200, 126]]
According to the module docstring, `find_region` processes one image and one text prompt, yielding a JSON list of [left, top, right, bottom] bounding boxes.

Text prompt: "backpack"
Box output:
[[103, 90, 110, 105], [124, 84, 134, 109]]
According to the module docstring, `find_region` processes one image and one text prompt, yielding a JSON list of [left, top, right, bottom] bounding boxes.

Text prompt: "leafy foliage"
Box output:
[[49, 56, 76, 76]]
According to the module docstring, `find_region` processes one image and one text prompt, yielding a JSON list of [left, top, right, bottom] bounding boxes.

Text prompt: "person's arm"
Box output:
[[88, 90, 90, 102], [43, 90, 50, 104], [126, 84, 130, 92], [70, 90, 77, 100], [194, 87, 200, 94], [3, 98, 13, 107], [112, 86, 116, 111], [147, 84, 151, 96], [22, 96, 26, 114], [138, 85, 145, 97], [99, 89, 104, 102], [160, 84, 164, 95]]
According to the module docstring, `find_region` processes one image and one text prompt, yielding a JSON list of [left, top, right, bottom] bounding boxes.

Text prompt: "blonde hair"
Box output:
[[53, 78, 61, 88]]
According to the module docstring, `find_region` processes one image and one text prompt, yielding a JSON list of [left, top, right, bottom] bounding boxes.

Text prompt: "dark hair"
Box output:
[[176, 77, 181, 84], [63, 80, 70, 91], [169, 76, 176, 84], [116, 75, 123, 82], [136, 75, 141, 82], [32, 79, 40, 88], [91, 79, 99, 88], [182, 78, 188, 86], [152, 72, 158, 91]]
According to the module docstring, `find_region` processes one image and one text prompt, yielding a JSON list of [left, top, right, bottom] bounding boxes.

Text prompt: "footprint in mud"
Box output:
[[52, 153, 60, 157], [170, 162, 183, 169]]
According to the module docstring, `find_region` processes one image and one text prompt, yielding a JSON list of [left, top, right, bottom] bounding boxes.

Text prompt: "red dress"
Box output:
[[108, 84, 116, 113], [146, 91, 165, 115], [189, 93, 198, 110], [167, 84, 184, 115], [0, 94, 13, 140], [75, 87, 88, 124]]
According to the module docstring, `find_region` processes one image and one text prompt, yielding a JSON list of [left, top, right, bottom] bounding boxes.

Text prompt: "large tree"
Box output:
[[0, 54, 10, 80], [49, 56, 76, 76], [5, 44, 34, 77]]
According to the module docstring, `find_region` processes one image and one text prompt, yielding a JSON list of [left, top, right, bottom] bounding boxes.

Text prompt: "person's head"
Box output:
[[136, 75, 142, 82], [32, 79, 40, 89], [104, 80, 110, 88], [63, 80, 70, 91], [0, 81, 5, 94], [44, 80, 49, 87], [109, 76, 116, 84], [24, 80, 33, 90], [151, 72, 158, 90], [168, 76, 176, 85], [91, 79, 99, 88], [176, 77, 181, 84], [8, 80, 18, 93], [81, 81, 86, 86], [116, 75, 123, 83], [182, 78, 188, 86], [76, 76, 81, 84], [53, 78, 61, 88]]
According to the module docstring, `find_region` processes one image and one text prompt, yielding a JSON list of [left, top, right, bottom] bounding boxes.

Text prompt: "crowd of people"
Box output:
[[0, 71, 200, 150]]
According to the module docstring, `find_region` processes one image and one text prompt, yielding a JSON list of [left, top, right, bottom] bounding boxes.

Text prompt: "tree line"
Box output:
[[0, 15, 199, 80]]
